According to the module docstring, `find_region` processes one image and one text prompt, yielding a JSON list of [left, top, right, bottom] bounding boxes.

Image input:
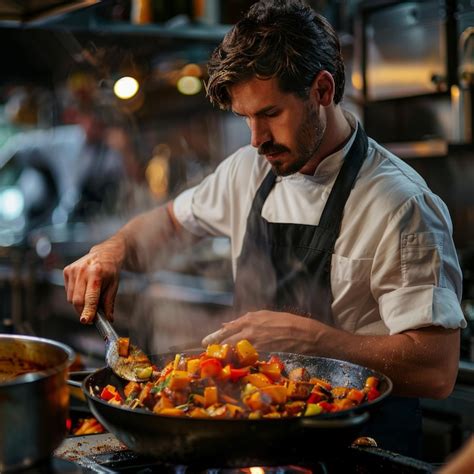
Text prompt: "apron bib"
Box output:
[[233, 125, 422, 457]]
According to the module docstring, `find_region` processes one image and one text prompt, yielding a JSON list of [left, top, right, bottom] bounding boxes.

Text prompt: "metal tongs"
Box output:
[[95, 310, 153, 382]]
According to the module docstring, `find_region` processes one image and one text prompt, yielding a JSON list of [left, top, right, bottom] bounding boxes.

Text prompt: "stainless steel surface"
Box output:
[[53, 432, 435, 473], [0, 0, 100, 23], [452, 25, 474, 143], [364, 1, 447, 100], [0, 335, 75, 472], [55, 433, 128, 463], [95, 310, 151, 382]]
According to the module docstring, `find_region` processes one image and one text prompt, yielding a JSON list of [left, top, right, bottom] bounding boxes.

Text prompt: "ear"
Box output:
[[309, 70, 335, 107]]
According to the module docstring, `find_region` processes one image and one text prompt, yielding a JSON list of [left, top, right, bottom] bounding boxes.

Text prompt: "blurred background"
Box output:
[[0, 0, 473, 462]]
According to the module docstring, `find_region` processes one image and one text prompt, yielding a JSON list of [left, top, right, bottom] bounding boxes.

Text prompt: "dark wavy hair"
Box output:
[[206, 0, 345, 110]]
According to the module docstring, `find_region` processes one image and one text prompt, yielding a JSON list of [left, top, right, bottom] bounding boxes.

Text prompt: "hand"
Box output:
[[202, 310, 321, 353], [63, 235, 126, 324]]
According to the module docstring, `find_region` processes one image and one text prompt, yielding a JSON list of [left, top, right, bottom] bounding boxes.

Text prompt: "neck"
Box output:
[[299, 106, 353, 175]]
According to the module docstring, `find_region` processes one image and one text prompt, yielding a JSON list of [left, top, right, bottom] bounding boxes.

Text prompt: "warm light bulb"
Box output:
[[177, 76, 202, 95], [113, 76, 139, 99]]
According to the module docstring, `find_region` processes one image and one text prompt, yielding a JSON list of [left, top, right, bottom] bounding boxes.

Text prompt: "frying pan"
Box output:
[[81, 351, 392, 467]]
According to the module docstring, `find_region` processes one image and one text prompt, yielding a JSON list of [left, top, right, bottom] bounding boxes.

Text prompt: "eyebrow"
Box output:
[[232, 104, 277, 117]]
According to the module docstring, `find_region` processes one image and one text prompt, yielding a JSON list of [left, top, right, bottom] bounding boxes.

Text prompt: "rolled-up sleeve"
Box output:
[[173, 186, 208, 237], [173, 148, 246, 238], [372, 193, 466, 335]]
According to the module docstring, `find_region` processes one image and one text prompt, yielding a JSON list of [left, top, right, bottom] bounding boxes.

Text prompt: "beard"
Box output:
[[258, 102, 326, 177]]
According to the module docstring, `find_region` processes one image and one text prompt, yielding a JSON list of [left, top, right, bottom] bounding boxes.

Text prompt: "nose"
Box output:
[[249, 118, 271, 149]]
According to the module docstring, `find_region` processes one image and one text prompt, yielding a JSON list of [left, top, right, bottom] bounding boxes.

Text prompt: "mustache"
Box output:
[[258, 141, 289, 156]]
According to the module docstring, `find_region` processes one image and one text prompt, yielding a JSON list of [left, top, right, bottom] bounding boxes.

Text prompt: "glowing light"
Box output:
[[35, 237, 52, 258], [177, 76, 202, 95], [248, 468, 265, 474], [181, 63, 202, 77], [146, 156, 169, 199], [113, 76, 139, 99], [0, 187, 24, 220]]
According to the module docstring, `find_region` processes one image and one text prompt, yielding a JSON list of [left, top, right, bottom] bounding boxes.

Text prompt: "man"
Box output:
[[64, 0, 466, 456]]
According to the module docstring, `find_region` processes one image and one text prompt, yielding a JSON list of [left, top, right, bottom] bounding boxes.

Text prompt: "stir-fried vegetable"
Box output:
[[96, 340, 381, 419]]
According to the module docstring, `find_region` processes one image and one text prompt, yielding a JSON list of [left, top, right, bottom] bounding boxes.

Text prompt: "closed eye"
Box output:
[[263, 110, 279, 118]]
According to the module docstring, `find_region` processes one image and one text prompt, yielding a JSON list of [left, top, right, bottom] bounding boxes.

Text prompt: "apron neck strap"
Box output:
[[318, 125, 368, 231]]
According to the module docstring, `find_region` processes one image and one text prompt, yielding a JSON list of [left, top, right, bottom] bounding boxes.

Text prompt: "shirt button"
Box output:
[[407, 234, 416, 243]]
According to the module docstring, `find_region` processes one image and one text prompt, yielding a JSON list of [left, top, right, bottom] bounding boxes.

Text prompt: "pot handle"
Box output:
[[67, 370, 95, 388], [300, 411, 369, 429]]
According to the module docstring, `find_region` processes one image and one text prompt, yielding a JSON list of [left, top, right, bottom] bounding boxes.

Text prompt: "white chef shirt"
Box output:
[[173, 113, 466, 336]]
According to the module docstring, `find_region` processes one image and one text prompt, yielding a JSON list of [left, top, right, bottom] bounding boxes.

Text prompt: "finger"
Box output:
[[101, 281, 118, 322], [202, 328, 225, 347], [202, 320, 240, 346], [220, 334, 246, 346], [63, 266, 70, 295], [80, 273, 102, 324], [71, 268, 88, 316], [65, 267, 77, 304]]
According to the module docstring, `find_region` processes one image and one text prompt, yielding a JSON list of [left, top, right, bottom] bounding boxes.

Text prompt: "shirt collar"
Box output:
[[312, 110, 358, 178], [280, 110, 359, 183]]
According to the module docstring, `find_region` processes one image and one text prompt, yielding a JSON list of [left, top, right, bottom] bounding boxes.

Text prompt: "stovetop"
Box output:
[[51, 433, 435, 474]]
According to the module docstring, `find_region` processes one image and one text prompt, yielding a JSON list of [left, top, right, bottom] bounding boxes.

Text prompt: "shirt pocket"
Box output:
[[401, 231, 444, 287], [332, 254, 373, 283]]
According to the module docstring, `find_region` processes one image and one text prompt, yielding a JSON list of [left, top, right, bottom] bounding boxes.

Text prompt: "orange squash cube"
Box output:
[[168, 370, 190, 390], [242, 373, 272, 388], [260, 384, 288, 404], [204, 386, 218, 407]]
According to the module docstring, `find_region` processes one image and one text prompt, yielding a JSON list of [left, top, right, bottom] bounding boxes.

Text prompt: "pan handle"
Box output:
[[299, 411, 369, 429]]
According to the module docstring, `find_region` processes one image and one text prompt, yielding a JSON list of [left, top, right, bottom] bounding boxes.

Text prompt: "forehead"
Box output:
[[229, 76, 290, 114]]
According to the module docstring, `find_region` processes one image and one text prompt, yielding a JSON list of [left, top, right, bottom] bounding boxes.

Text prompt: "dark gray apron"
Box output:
[[233, 125, 422, 457]]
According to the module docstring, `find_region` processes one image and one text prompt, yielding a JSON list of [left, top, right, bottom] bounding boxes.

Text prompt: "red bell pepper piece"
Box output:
[[366, 387, 380, 402], [268, 355, 285, 372], [307, 392, 323, 404], [112, 391, 123, 403], [318, 401, 336, 413], [99, 385, 116, 401], [199, 357, 222, 378], [229, 367, 249, 382]]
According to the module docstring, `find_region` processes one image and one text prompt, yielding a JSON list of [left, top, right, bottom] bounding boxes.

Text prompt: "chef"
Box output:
[[64, 0, 466, 457]]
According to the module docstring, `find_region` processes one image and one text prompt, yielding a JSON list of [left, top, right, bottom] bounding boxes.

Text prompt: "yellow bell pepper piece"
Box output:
[[206, 343, 230, 361], [235, 339, 259, 366], [186, 358, 200, 375], [304, 403, 323, 416]]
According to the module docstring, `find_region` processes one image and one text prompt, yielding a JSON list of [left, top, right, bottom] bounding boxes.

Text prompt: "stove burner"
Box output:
[[86, 451, 316, 473], [55, 432, 434, 474]]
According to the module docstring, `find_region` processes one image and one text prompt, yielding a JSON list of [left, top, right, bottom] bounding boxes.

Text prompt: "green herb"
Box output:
[[151, 377, 170, 394]]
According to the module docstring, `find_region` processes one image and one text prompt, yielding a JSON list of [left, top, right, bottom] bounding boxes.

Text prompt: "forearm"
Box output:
[[306, 321, 460, 399], [107, 201, 196, 272]]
